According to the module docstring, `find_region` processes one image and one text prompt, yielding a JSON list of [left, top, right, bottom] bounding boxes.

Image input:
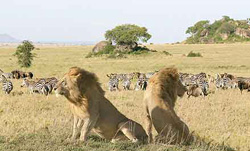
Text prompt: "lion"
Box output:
[[54, 67, 148, 143], [144, 67, 193, 144]]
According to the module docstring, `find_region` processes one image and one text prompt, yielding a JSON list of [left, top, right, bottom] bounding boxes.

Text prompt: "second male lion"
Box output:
[[144, 67, 193, 144], [54, 67, 147, 143]]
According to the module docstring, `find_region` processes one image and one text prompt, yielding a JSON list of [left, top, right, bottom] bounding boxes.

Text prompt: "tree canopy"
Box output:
[[105, 24, 151, 46]]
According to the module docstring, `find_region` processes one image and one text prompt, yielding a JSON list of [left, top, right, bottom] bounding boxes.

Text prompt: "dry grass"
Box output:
[[1, 44, 250, 150]]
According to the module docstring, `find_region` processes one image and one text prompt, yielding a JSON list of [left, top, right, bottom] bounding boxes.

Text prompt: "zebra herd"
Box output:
[[107, 70, 250, 98], [0, 69, 58, 96], [1, 68, 250, 97], [106, 71, 156, 91]]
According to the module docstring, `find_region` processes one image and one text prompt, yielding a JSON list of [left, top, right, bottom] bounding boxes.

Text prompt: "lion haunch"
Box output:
[[54, 67, 147, 143]]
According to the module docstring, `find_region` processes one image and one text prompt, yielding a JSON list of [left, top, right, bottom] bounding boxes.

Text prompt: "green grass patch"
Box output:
[[187, 51, 202, 57]]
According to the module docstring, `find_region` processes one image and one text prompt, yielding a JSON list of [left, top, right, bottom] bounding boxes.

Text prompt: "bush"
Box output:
[[85, 44, 115, 58], [14, 40, 36, 68], [162, 51, 172, 56], [85, 44, 150, 58], [187, 51, 202, 57]]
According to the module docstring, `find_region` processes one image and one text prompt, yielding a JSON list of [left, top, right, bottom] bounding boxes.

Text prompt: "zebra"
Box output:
[[197, 80, 209, 96], [1, 75, 13, 94], [21, 78, 50, 95], [21, 79, 39, 94], [35, 77, 58, 94], [40, 84, 50, 96], [108, 77, 119, 91], [34, 80, 50, 95], [1, 72, 14, 79], [215, 74, 237, 89], [222, 77, 238, 89], [134, 78, 148, 91], [122, 78, 131, 90]]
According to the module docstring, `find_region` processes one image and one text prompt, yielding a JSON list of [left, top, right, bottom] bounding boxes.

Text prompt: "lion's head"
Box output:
[[54, 67, 104, 102], [149, 67, 186, 108]]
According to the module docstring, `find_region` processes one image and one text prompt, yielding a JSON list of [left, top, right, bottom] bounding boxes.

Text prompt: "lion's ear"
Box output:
[[107, 74, 110, 78]]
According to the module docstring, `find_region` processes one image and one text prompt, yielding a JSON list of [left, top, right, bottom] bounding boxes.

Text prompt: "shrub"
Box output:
[[13, 40, 36, 68], [187, 51, 202, 57], [85, 44, 115, 58], [85, 44, 150, 58], [162, 51, 172, 56]]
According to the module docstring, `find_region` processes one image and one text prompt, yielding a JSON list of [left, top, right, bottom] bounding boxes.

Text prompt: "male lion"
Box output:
[[144, 67, 193, 144], [54, 67, 147, 143]]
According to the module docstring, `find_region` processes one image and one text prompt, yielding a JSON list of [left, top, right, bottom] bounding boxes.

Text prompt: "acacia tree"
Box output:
[[105, 24, 151, 51], [186, 20, 210, 36], [14, 40, 35, 68]]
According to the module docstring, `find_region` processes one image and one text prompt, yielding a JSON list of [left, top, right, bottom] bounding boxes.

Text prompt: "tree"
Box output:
[[105, 24, 151, 48], [186, 20, 209, 35], [222, 16, 233, 22], [14, 40, 35, 68], [219, 22, 235, 34]]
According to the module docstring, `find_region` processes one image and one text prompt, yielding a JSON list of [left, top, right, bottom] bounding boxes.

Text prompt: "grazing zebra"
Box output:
[[1, 75, 13, 94], [21, 79, 39, 94], [122, 78, 131, 90], [21, 78, 50, 95], [108, 77, 119, 91]]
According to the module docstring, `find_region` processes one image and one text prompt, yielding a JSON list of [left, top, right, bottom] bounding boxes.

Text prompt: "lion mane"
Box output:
[[144, 67, 193, 144], [54, 67, 147, 143]]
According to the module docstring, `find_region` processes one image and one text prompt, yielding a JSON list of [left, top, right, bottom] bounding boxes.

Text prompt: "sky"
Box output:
[[0, 0, 249, 43]]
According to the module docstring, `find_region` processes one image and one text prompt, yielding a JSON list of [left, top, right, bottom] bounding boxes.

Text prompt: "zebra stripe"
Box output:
[[108, 78, 119, 91], [2, 81, 13, 94]]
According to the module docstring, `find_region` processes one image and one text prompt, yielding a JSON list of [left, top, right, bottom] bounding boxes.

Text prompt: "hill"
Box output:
[[0, 34, 20, 43], [185, 16, 250, 44]]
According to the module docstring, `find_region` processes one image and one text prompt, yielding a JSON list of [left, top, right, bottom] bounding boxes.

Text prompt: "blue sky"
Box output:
[[0, 0, 249, 43]]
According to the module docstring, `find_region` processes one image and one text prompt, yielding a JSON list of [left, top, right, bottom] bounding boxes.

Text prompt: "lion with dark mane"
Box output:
[[144, 67, 193, 144], [54, 67, 147, 142]]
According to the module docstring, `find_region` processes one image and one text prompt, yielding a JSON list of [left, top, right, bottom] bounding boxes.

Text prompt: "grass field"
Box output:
[[0, 44, 250, 151]]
